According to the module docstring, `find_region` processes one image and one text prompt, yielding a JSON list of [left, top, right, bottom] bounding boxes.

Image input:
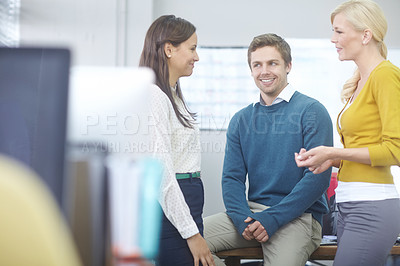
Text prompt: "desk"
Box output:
[[216, 244, 400, 266], [113, 256, 154, 266]]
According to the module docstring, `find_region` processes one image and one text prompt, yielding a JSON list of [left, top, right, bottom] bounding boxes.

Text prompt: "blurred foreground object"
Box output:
[[108, 156, 163, 262], [0, 155, 82, 266]]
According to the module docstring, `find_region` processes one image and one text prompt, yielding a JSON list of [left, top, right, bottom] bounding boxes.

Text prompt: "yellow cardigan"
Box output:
[[337, 60, 400, 184]]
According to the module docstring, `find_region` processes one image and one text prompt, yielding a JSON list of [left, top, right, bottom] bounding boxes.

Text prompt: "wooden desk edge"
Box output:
[[216, 244, 400, 259]]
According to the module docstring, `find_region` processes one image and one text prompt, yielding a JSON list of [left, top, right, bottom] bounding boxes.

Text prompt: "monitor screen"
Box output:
[[67, 66, 154, 157], [0, 47, 70, 207]]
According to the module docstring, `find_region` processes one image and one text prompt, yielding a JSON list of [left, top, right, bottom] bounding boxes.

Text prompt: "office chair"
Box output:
[[0, 155, 82, 266]]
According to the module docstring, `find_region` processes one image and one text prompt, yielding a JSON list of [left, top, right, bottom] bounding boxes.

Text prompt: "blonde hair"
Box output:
[[331, 0, 388, 102]]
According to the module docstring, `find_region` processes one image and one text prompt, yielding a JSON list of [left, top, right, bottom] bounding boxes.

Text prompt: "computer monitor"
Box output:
[[67, 66, 154, 155], [0, 47, 70, 207]]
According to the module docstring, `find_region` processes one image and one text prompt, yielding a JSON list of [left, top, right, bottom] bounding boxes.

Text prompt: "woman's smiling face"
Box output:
[[331, 12, 364, 62]]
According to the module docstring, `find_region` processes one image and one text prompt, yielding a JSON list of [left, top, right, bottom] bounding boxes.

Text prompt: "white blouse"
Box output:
[[148, 84, 201, 239]]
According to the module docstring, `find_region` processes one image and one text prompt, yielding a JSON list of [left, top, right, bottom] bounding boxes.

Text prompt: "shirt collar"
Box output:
[[256, 83, 295, 106]]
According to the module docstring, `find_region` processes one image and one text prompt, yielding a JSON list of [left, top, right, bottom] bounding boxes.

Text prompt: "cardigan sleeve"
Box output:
[[368, 65, 400, 167]]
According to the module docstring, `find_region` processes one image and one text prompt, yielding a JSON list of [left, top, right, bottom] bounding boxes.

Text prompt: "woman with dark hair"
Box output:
[[140, 15, 214, 266]]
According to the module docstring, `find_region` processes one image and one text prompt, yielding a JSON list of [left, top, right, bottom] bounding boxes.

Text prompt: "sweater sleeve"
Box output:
[[250, 102, 333, 237], [149, 86, 199, 239], [222, 113, 253, 234], [368, 66, 400, 166]]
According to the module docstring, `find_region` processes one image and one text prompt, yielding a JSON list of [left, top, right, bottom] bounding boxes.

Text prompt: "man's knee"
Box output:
[[204, 212, 231, 252], [204, 212, 231, 236]]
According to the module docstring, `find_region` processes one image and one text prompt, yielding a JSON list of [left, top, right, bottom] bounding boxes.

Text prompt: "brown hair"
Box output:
[[247, 33, 292, 69], [139, 15, 196, 128]]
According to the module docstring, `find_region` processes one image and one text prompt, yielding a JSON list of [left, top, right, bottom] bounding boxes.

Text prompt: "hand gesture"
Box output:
[[187, 233, 215, 266], [295, 146, 334, 174]]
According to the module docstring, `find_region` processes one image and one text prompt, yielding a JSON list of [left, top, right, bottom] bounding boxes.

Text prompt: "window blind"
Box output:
[[0, 0, 20, 47]]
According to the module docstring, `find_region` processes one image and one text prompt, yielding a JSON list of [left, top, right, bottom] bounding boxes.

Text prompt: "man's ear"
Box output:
[[286, 62, 292, 74], [164, 42, 173, 58]]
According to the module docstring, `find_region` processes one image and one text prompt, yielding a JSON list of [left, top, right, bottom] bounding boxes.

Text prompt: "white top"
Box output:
[[336, 96, 400, 203], [256, 83, 295, 106], [148, 84, 201, 239], [336, 181, 400, 203]]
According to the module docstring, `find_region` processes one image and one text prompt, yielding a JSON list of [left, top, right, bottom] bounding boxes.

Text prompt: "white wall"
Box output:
[[19, 0, 153, 66], [18, 0, 400, 216], [153, 0, 400, 49], [200, 130, 226, 216], [19, 0, 400, 66]]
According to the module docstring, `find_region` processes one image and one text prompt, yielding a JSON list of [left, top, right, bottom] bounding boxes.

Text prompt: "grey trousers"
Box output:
[[333, 198, 400, 266], [204, 201, 322, 266]]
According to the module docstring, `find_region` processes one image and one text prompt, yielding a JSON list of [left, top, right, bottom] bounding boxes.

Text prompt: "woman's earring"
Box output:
[[167, 54, 171, 58]]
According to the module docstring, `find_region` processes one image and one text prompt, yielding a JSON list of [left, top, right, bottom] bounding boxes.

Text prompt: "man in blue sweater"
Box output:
[[204, 33, 333, 266]]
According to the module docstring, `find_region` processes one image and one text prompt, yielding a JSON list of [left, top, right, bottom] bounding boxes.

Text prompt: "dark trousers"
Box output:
[[157, 177, 205, 266]]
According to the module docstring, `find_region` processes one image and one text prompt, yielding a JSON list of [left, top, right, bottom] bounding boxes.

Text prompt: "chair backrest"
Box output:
[[322, 172, 338, 236], [0, 155, 82, 266]]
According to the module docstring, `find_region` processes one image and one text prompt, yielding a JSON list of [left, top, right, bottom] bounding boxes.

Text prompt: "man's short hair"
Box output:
[[247, 33, 292, 68]]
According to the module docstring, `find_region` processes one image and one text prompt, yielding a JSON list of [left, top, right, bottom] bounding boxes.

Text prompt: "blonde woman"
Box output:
[[295, 1, 400, 265]]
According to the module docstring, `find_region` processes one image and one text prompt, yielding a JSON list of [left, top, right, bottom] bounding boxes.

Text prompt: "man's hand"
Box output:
[[242, 217, 269, 243], [186, 233, 215, 266]]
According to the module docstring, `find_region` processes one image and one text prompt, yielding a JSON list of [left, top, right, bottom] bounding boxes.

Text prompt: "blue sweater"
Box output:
[[222, 91, 333, 237]]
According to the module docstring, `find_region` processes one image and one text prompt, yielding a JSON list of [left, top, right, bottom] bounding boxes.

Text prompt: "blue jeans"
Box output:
[[157, 177, 205, 266]]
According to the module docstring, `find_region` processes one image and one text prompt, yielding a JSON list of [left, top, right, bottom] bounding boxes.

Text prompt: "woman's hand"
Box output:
[[187, 233, 215, 266], [295, 146, 334, 174]]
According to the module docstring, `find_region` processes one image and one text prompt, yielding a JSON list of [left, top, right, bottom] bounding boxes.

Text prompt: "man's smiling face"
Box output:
[[250, 46, 292, 105]]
